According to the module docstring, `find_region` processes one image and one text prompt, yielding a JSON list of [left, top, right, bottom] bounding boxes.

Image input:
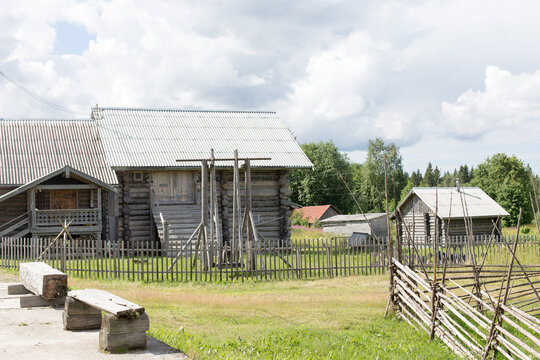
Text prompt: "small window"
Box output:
[[133, 172, 143, 181]]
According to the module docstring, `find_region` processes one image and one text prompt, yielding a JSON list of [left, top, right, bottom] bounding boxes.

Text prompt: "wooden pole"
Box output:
[[482, 209, 522, 359], [384, 156, 394, 309], [245, 159, 255, 271], [232, 150, 239, 263], [61, 220, 67, 273], [201, 160, 208, 270]]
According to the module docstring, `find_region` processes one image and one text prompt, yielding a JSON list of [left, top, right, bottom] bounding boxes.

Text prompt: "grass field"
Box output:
[[0, 267, 457, 359], [60, 274, 456, 359]]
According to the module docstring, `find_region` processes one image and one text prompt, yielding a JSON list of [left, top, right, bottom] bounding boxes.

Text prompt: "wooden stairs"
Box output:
[[152, 203, 202, 248]]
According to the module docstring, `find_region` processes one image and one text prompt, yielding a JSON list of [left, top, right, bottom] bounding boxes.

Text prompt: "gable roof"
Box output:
[[394, 187, 509, 219], [293, 205, 339, 223], [0, 165, 118, 204], [92, 107, 313, 169], [0, 119, 117, 185]]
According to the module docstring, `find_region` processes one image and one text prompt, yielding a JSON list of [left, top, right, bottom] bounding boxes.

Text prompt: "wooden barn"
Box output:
[[92, 107, 313, 247], [320, 213, 387, 237], [292, 205, 340, 227], [0, 120, 118, 240], [392, 187, 509, 241]]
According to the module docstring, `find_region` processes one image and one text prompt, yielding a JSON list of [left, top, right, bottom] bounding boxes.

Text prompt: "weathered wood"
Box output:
[[20, 294, 65, 308], [65, 296, 102, 315], [20, 262, 67, 299], [63, 312, 102, 330], [68, 289, 144, 319], [99, 330, 147, 351], [7, 283, 32, 295], [101, 312, 149, 334]]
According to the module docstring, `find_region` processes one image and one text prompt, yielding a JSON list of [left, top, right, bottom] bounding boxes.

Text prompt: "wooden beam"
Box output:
[[97, 188, 102, 225], [30, 188, 36, 227], [36, 184, 98, 190], [68, 289, 145, 319], [19, 262, 67, 300]]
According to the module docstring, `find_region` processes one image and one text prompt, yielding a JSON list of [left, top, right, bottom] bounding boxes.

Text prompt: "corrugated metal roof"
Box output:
[[0, 119, 118, 185], [320, 213, 387, 223], [404, 187, 509, 219], [93, 107, 313, 169]]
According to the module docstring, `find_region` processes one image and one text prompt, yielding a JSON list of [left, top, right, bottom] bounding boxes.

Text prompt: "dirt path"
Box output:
[[0, 282, 188, 360]]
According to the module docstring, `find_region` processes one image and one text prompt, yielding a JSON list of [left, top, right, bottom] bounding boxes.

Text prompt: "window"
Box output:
[[133, 172, 143, 181]]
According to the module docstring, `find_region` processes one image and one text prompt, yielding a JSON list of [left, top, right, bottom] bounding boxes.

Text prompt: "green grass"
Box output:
[[62, 274, 456, 359]]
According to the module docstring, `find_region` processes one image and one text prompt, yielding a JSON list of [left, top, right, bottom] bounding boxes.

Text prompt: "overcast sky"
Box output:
[[1, 0, 540, 174]]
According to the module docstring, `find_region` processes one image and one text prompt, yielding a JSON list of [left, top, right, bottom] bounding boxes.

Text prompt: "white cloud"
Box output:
[[2, 0, 540, 172], [280, 31, 423, 150], [442, 66, 540, 139]]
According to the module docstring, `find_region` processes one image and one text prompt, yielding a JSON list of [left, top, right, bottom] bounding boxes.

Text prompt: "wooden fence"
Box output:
[[0, 237, 388, 281], [0, 235, 538, 282], [392, 259, 540, 359]]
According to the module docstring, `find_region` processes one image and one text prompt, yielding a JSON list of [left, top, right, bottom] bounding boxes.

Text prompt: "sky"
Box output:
[[1, 0, 540, 174]]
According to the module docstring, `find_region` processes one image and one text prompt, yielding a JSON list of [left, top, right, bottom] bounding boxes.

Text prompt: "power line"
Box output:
[[0, 69, 86, 116]]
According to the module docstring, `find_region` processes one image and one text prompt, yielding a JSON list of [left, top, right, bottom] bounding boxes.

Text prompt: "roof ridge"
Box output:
[[0, 118, 93, 122], [96, 107, 277, 114]]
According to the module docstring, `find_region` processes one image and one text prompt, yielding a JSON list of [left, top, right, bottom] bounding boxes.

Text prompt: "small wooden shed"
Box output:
[[292, 205, 340, 227], [392, 187, 509, 241], [320, 213, 388, 237]]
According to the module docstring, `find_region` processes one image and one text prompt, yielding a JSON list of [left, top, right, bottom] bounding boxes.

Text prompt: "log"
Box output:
[[63, 312, 102, 330], [20, 294, 65, 308], [65, 297, 102, 316], [7, 283, 32, 295], [19, 262, 67, 300], [68, 289, 144, 319], [99, 330, 147, 351], [101, 312, 149, 334]]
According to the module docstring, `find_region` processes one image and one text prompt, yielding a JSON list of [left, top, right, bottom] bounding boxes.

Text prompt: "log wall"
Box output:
[[116, 169, 292, 244], [117, 171, 152, 243], [0, 186, 26, 225], [398, 194, 499, 240]]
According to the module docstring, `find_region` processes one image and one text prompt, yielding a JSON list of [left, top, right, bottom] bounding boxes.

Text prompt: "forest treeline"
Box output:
[[289, 138, 538, 226]]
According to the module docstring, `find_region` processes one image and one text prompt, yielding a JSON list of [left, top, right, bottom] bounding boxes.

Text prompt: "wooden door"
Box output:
[[152, 171, 194, 203], [50, 190, 77, 209]]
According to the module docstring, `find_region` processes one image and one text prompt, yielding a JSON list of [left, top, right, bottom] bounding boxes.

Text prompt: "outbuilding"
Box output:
[[392, 186, 509, 242], [320, 213, 388, 237]]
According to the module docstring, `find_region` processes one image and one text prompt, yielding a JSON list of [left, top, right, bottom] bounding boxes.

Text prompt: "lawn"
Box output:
[[61, 274, 456, 359]]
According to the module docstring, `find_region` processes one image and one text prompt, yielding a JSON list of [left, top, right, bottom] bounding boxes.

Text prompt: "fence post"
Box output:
[[163, 221, 170, 255], [61, 226, 67, 273]]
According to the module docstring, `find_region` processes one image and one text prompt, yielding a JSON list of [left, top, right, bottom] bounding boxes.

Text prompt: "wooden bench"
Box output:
[[18, 262, 67, 308], [63, 289, 149, 351]]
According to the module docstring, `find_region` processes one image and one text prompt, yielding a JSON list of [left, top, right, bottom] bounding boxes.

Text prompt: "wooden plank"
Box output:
[[20, 262, 67, 299], [68, 289, 144, 319], [20, 294, 65, 308], [7, 283, 32, 295]]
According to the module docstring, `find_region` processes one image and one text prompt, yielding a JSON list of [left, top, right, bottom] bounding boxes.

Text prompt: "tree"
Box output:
[[289, 141, 354, 213], [360, 138, 407, 212], [458, 165, 472, 184], [423, 163, 435, 186], [410, 169, 423, 186], [471, 153, 533, 226]]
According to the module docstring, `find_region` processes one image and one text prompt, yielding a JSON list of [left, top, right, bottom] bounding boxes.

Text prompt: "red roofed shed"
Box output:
[[293, 205, 340, 226]]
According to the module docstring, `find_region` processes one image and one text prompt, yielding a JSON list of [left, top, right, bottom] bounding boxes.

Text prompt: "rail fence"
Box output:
[[0, 235, 538, 282], [393, 259, 540, 359]]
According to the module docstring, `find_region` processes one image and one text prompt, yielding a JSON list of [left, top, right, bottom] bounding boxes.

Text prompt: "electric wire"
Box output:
[[0, 69, 87, 116]]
